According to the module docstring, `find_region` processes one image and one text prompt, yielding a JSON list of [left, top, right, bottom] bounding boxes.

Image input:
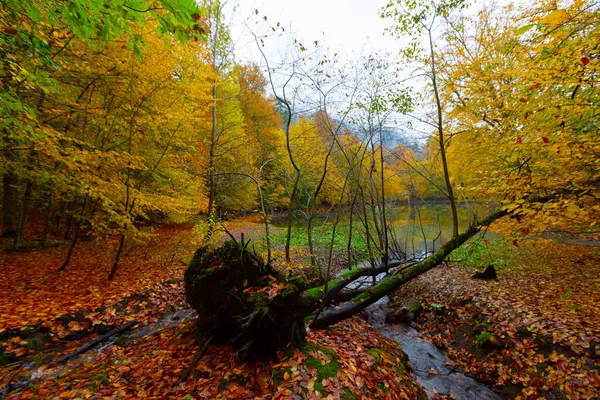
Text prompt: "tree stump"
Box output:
[[184, 241, 308, 361], [472, 265, 497, 280]]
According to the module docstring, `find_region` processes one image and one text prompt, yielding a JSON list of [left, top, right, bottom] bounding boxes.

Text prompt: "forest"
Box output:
[[0, 0, 598, 399]]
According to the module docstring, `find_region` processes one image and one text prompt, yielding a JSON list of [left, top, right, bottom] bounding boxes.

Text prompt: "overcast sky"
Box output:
[[225, 0, 398, 65], [221, 0, 450, 144]]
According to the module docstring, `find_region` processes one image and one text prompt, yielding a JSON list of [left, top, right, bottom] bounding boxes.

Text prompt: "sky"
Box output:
[[225, 0, 399, 65], [221, 0, 431, 145]]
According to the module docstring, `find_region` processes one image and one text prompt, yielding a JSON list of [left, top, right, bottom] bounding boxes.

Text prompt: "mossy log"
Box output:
[[184, 241, 308, 361], [185, 210, 507, 359], [309, 209, 508, 329]]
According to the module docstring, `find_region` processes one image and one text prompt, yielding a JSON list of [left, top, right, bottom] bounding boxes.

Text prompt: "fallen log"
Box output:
[[182, 209, 507, 357], [309, 209, 507, 329], [302, 259, 419, 309], [56, 320, 137, 364]]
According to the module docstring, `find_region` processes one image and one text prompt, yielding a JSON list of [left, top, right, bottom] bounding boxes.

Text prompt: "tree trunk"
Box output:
[[285, 171, 300, 261], [59, 197, 87, 272], [1, 168, 17, 238], [207, 75, 217, 216], [64, 212, 73, 240], [2, 128, 18, 238], [14, 180, 33, 250], [429, 29, 459, 238], [307, 213, 316, 266], [42, 187, 53, 245], [280, 99, 299, 263], [108, 233, 126, 281], [378, 122, 389, 265], [184, 241, 307, 361], [346, 192, 358, 269], [207, 1, 221, 217]]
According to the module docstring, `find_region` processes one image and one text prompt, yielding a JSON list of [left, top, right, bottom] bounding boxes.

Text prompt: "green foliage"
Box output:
[[304, 286, 324, 299], [560, 290, 573, 299], [451, 237, 514, 269], [0, 352, 10, 366], [476, 332, 494, 347], [31, 353, 45, 368], [114, 334, 130, 346], [407, 299, 422, 313], [382, 0, 467, 60], [367, 348, 385, 364], [7, 0, 202, 46]]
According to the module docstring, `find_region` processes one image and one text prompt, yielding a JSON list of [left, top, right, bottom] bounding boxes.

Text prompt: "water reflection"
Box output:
[[267, 201, 498, 261], [393, 201, 497, 258]]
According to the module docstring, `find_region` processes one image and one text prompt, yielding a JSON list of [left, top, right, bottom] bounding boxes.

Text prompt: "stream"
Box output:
[[341, 266, 502, 400], [364, 298, 502, 400], [2, 309, 197, 396], [6, 295, 504, 400]]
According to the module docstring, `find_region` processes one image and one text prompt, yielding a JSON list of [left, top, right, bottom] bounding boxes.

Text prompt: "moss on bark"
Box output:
[[184, 241, 308, 361]]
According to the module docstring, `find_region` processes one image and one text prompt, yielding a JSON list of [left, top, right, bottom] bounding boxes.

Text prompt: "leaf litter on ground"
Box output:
[[392, 239, 600, 400]]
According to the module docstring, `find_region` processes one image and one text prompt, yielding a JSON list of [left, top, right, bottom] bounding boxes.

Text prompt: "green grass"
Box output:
[[451, 237, 517, 270], [476, 332, 494, 347], [114, 334, 130, 346], [270, 222, 370, 261], [90, 373, 110, 386]]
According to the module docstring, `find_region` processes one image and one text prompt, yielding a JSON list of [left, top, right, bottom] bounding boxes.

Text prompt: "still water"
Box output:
[[262, 201, 498, 261]]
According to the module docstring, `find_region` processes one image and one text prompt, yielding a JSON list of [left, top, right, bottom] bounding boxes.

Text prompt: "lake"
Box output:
[[253, 200, 500, 264]]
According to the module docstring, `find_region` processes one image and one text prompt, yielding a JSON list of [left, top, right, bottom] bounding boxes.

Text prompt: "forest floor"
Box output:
[[2, 218, 599, 399], [392, 238, 600, 400], [0, 221, 424, 399]]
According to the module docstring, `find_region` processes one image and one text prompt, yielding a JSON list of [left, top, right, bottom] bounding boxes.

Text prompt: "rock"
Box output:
[[472, 265, 497, 280], [386, 307, 414, 324], [386, 299, 422, 325]]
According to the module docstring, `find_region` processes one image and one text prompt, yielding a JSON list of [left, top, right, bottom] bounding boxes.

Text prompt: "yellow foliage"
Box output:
[[441, 0, 600, 234]]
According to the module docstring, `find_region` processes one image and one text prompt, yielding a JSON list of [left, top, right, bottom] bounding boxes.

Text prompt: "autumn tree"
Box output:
[[0, 1, 203, 247], [0, 0, 219, 273], [305, 0, 600, 329], [383, 0, 464, 238], [201, 0, 234, 219], [442, 1, 599, 235]]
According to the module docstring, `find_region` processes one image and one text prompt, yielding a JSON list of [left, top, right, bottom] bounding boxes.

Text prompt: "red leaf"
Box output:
[[581, 57, 590, 65], [517, 137, 522, 144], [192, 13, 201, 21], [2, 27, 18, 35], [542, 137, 549, 143]]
